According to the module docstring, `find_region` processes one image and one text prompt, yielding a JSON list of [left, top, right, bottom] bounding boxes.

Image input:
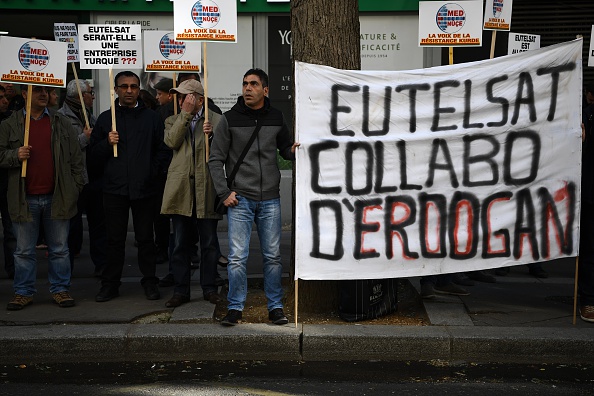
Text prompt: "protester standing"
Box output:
[[90, 71, 171, 302], [161, 79, 222, 307], [58, 79, 107, 275], [209, 69, 299, 326], [0, 85, 84, 310]]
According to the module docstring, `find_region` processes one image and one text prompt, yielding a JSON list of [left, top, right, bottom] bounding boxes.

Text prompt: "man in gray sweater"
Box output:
[[209, 68, 299, 326]]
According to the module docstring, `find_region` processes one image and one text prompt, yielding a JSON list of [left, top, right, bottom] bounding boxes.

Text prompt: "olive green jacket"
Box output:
[[0, 110, 84, 222], [161, 109, 222, 220]]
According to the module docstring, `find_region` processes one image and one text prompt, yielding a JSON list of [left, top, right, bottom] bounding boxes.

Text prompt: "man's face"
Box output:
[[0, 82, 15, 99], [82, 85, 95, 108], [0, 90, 8, 113], [587, 91, 594, 105], [242, 74, 268, 110], [23, 86, 49, 111], [179, 93, 205, 114], [115, 75, 140, 108], [156, 89, 172, 106]]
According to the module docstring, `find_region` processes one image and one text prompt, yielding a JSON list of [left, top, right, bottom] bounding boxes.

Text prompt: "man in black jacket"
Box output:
[[90, 71, 171, 302], [209, 69, 299, 326]]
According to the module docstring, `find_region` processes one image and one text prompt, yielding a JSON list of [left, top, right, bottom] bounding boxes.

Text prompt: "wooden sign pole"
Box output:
[[20, 85, 33, 177], [71, 63, 90, 129], [109, 67, 118, 157]]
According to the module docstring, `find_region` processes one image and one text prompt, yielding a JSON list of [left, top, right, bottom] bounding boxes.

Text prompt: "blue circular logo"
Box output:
[[493, 0, 504, 18], [191, 0, 221, 29], [436, 3, 466, 33], [19, 41, 50, 72], [159, 32, 186, 60]]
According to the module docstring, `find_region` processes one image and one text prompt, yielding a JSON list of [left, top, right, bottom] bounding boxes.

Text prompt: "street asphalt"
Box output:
[[0, 227, 593, 365]]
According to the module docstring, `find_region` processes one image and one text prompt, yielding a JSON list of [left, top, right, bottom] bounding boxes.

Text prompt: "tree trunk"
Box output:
[[288, 0, 360, 314]]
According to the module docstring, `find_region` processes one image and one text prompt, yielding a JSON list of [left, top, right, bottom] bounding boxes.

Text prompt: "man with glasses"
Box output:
[[90, 71, 171, 302], [58, 79, 106, 276], [0, 85, 84, 310]]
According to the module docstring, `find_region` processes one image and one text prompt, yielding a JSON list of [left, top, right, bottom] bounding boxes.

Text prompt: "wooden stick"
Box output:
[[294, 278, 299, 328], [203, 42, 210, 160], [21, 85, 33, 178], [449, 47, 454, 65], [573, 256, 580, 325], [109, 67, 117, 157], [71, 63, 90, 129], [173, 72, 178, 116], [490, 30, 497, 59]]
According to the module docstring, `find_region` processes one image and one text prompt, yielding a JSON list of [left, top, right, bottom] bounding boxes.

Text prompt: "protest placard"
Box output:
[[78, 24, 142, 69], [53, 23, 80, 63], [174, 0, 237, 43], [589, 26, 594, 67], [143, 30, 202, 72], [483, 0, 513, 31], [418, 1, 483, 47], [0, 36, 67, 87], [508, 32, 540, 55], [294, 39, 582, 280]]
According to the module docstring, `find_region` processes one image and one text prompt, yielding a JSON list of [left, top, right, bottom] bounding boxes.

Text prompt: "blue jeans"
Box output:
[[12, 194, 71, 296], [227, 195, 283, 311]]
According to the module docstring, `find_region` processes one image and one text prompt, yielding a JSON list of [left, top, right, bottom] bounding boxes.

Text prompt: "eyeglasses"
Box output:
[[84, 90, 95, 96], [116, 84, 140, 90]]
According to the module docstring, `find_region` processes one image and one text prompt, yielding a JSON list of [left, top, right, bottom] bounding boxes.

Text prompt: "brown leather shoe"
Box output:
[[204, 291, 222, 304], [165, 294, 190, 308]]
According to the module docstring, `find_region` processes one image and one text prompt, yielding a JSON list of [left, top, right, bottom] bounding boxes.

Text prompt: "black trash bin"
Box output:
[[338, 278, 398, 322]]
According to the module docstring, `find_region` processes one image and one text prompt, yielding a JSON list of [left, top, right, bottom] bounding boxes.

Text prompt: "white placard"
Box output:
[[508, 32, 540, 55], [143, 30, 202, 72], [174, 0, 238, 43], [294, 39, 583, 280], [78, 24, 142, 69], [53, 23, 80, 63], [0, 36, 67, 88], [483, 0, 513, 31], [418, 0, 484, 47]]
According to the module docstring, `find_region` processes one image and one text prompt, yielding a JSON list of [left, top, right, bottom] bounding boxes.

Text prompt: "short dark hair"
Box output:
[[114, 71, 140, 87], [0, 85, 4, 93], [243, 68, 269, 88], [586, 82, 594, 96], [177, 72, 200, 86]]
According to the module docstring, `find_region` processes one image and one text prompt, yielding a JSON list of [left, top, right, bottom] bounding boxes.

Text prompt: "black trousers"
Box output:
[[0, 170, 15, 277], [102, 193, 158, 288], [68, 184, 107, 271]]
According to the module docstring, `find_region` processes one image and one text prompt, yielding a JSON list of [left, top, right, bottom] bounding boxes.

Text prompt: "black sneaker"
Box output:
[[143, 283, 161, 300], [221, 309, 242, 326], [95, 285, 119, 302], [269, 308, 289, 325]]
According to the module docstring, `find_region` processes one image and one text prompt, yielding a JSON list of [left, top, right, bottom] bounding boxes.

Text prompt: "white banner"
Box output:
[[78, 24, 142, 69], [174, 0, 238, 43], [0, 36, 67, 88], [483, 0, 513, 31], [143, 30, 202, 72], [53, 23, 80, 63], [418, 0, 483, 47], [295, 39, 583, 280]]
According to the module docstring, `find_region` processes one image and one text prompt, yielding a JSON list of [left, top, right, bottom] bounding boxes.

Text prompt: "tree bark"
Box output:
[[288, 0, 360, 314]]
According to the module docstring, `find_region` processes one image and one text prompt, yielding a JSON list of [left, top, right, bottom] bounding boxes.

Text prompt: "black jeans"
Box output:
[[69, 184, 107, 271], [170, 214, 218, 298], [0, 170, 15, 277], [102, 193, 158, 288], [579, 202, 594, 306]]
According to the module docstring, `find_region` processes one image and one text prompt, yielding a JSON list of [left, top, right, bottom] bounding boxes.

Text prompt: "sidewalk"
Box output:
[[1, 229, 593, 365]]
